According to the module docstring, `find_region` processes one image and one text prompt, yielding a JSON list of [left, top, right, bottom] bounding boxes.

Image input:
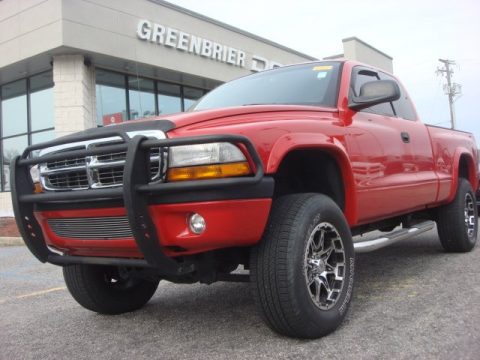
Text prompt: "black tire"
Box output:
[[250, 193, 355, 339], [437, 178, 478, 252], [63, 264, 160, 315]]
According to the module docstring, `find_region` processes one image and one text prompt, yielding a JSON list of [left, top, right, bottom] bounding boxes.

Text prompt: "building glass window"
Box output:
[[0, 70, 54, 192], [128, 77, 156, 119], [2, 135, 28, 191], [30, 72, 55, 131], [96, 70, 128, 126], [158, 82, 181, 115], [1, 80, 28, 137], [31, 129, 55, 145], [183, 87, 204, 110], [95, 69, 209, 126]]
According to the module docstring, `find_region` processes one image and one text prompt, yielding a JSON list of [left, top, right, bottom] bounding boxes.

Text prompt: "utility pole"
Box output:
[[436, 59, 461, 129]]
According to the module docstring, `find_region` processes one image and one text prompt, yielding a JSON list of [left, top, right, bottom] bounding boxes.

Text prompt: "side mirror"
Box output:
[[348, 80, 401, 111]]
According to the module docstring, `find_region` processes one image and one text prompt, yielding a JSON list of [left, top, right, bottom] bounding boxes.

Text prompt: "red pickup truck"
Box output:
[[11, 60, 478, 339]]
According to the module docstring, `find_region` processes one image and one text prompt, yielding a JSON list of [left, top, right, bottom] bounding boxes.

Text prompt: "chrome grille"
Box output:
[[97, 166, 124, 186], [46, 156, 86, 170], [97, 151, 127, 162], [38, 132, 166, 191], [48, 216, 133, 239], [96, 148, 159, 163], [46, 171, 89, 189]]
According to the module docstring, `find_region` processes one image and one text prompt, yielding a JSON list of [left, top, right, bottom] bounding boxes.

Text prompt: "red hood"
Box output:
[[127, 105, 337, 130]]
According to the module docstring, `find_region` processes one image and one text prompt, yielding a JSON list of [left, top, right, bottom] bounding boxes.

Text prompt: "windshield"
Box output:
[[192, 62, 341, 111]]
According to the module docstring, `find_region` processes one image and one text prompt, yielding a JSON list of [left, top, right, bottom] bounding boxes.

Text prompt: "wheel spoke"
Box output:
[[320, 243, 334, 260], [312, 229, 325, 252], [319, 276, 331, 293]]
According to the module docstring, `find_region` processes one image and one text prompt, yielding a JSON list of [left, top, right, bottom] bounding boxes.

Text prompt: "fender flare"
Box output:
[[266, 133, 358, 225], [447, 147, 478, 202]]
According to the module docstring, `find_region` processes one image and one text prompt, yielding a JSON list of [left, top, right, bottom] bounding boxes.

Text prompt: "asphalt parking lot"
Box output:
[[1, 226, 479, 360]]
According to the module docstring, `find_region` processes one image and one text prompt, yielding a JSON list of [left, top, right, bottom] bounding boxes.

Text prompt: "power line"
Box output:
[[436, 59, 461, 129]]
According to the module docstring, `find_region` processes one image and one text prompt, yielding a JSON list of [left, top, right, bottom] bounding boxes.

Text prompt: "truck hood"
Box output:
[[130, 105, 338, 130], [48, 105, 337, 147]]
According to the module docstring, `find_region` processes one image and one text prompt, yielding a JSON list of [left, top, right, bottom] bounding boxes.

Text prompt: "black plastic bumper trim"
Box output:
[[48, 254, 153, 268], [46, 254, 196, 275], [122, 135, 178, 270], [34, 177, 274, 211], [21, 188, 124, 203], [10, 157, 50, 263]]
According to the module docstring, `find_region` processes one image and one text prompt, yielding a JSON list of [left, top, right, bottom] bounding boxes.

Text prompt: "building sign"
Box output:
[[136, 20, 282, 72]]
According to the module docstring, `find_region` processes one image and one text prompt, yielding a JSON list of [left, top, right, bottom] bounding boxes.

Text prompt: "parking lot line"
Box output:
[[16, 286, 66, 299], [0, 286, 66, 305]]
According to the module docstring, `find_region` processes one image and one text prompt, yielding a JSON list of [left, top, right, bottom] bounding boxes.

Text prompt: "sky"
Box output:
[[167, 0, 480, 146]]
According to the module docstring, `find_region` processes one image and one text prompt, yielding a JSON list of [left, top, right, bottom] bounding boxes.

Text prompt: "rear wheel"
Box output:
[[250, 193, 355, 339], [437, 178, 478, 252], [63, 264, 160, 314]]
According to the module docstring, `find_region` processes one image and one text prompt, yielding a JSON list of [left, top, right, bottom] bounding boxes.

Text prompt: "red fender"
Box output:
[[266, 133, 358, 225]]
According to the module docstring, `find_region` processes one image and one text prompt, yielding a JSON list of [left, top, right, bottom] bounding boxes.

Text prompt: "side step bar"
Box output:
[[353, 221, 436, 253]]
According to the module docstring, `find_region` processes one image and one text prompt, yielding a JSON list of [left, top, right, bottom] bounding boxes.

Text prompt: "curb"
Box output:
[[0, 237, 24, 247]]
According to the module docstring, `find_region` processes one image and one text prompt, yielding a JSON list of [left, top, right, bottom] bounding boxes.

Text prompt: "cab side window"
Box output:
[[380, 73, 417, 121], [351, 69, 395, 117]]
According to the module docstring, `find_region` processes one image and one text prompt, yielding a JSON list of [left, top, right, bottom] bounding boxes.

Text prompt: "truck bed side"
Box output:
[[426, 125, 478, 203]]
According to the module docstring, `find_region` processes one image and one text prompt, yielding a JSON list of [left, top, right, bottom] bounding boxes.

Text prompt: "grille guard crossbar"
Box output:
[[11, 129, 265, 275]]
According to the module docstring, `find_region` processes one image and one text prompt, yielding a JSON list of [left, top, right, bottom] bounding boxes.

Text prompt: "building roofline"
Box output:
[[342, 37, 393, 60], [149, 0, 318, 61], [323, 53, 344, 60]]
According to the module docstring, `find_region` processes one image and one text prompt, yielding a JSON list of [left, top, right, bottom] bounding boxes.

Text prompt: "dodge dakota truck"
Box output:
[[11, 60, 478, 339]]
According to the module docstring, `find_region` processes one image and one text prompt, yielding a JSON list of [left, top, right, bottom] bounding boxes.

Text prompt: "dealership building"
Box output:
[[0, 0, 392, 218]]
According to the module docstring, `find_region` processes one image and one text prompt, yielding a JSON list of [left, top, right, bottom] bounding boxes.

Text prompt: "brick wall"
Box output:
[[53, 54, 96, 138], [0, 192, 13, 217], [0, 217, 20, 237]]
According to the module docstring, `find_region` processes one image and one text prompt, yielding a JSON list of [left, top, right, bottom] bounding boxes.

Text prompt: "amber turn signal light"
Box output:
[[167, 162, 251, 182], [33, 182, 43, 193]]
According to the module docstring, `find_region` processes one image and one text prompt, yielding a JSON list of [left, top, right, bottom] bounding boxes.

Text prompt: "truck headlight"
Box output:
[[29, 165, 43, 193], [30, 165, 40, 183], [167, 142, 251, 181]]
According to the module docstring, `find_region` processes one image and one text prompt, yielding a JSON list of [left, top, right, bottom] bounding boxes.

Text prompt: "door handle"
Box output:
[[401, 132, 410, 143]]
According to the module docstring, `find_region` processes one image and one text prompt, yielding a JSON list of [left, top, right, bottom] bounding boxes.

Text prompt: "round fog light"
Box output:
[[189, 213, 206, 234]]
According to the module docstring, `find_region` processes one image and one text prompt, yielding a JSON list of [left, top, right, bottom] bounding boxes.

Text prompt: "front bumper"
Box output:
[[35, 198, 271, 258], [11, 125, 273, 275]]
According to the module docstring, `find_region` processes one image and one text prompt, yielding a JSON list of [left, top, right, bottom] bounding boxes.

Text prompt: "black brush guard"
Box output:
[[10, 126, 268, 276]]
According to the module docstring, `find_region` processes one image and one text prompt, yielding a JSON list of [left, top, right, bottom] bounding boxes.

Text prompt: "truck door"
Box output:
[[379, 71, 437, 207], [346, 67, 436, 223]]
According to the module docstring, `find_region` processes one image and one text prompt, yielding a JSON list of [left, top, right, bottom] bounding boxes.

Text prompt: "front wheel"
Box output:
[[437, 178, 478, 252], [63, 264, 160, 314], [250, 193, 355, 339]]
